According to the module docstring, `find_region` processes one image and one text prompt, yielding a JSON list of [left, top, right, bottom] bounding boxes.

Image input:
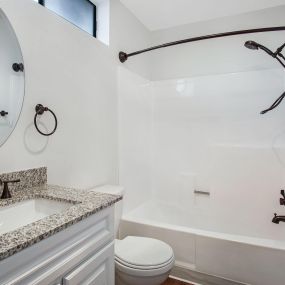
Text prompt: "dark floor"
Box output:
[[162, 278, 192, 285]]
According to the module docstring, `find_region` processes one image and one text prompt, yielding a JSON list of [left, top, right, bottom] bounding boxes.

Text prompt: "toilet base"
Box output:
[[115, 269, 171, 285]]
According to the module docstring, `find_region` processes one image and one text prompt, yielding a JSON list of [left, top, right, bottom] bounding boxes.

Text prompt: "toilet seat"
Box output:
[[115, 236, 175, 277], [115, 257, 174, 277]]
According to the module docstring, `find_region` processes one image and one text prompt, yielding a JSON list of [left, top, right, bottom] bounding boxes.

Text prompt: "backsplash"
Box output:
[[0, 167, 47, 192]]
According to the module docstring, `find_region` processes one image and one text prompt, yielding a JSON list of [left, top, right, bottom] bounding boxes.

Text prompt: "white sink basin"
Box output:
[[0, 199, 72, 235]]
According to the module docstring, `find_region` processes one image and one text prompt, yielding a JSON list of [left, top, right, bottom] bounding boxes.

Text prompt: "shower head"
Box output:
[[244, 40, 285, 68], [244, 40, 259, 50], [244, 41, 285, 114], [244, 40, 274, 57]]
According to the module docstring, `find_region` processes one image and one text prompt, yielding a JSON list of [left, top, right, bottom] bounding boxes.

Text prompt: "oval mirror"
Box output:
[[0, 10, 25, 147]]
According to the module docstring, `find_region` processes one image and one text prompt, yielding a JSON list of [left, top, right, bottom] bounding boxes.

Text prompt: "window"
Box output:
[[38, 0, 97, 37]]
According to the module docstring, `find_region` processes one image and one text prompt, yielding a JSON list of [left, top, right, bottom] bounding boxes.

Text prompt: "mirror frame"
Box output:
[[0, 8, 25, 147]]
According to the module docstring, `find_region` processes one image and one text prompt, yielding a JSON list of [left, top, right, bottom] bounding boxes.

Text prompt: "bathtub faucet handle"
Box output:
[[280, 190, 285, 206]]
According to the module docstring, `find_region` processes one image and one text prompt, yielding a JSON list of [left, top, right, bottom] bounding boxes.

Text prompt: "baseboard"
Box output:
[[171, 264, 249, 285], [169, 275, 200, 285]]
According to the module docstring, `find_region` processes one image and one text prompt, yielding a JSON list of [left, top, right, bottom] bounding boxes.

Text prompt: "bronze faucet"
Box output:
[[0, 179, 20, 199], [272, 213, 285, 224], [272, 190, 285, 224]]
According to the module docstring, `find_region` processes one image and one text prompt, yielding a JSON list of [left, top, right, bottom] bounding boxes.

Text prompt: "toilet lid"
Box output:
[[115, 236, 174, 269]]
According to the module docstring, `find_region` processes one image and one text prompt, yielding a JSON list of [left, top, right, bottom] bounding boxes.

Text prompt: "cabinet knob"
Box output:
[[0, 110, 8, 117]]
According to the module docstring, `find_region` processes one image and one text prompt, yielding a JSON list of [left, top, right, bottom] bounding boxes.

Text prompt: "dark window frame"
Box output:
[[38, 0, 97, 38]]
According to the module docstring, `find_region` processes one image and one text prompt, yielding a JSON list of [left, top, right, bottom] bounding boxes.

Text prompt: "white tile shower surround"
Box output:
[[151, 68, 285, 211], [118, 67, 153, 213], [119, 67, 285, 215], [118, 67, 285, 285]]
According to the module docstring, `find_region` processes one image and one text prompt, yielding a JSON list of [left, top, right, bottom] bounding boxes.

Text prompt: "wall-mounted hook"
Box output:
[[0, 110, 8, 117], [280, 190, 285, 205], [12, 63, 24, 72]]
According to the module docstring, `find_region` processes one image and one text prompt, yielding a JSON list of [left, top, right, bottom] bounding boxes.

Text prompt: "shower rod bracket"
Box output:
[[119, 26, 285, 63], [119, 52, 128, 63]]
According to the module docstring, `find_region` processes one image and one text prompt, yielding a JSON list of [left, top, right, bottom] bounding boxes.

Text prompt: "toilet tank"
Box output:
[[90, 185, 124, 236]]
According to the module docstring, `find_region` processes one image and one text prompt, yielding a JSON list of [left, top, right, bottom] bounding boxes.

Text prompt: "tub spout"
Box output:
[[272, 213, 285, 224]]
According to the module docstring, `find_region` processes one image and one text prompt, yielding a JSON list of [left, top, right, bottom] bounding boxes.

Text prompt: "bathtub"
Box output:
[[119, 202, 285, 285]]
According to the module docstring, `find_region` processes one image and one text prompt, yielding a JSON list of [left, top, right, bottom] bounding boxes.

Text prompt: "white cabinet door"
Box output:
[[0, 207, 115, 285], [63, 242, 114, 285]]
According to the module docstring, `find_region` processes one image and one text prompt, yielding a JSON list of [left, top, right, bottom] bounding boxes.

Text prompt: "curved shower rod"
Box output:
[[119, 26, 285, 63]]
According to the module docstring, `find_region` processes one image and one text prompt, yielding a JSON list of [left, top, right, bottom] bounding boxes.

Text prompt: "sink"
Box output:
[[0, 199, 72, 235]]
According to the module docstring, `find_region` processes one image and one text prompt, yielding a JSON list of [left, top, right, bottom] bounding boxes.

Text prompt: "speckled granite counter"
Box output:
[[0, 184, 122, 261]]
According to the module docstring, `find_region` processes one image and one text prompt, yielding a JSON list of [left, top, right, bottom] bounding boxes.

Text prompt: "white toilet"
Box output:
[[92, 185, 175, 285]]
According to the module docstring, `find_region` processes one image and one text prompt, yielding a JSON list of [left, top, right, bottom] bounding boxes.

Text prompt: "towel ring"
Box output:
[[34, 104, 57, 136]]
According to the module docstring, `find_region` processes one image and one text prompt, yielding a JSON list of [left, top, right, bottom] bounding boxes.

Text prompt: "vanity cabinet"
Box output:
[[63, 242, 114, 285], [0, 206, 115, 285]]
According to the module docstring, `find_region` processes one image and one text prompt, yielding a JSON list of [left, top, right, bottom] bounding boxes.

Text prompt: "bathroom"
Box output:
[[1, 0, 285, 284]]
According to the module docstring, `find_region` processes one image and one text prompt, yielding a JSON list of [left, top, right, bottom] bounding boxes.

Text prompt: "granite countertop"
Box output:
[[0, 184, 122, 261]]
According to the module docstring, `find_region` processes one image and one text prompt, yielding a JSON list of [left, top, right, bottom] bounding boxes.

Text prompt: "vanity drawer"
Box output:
[[63, 242, 114, 285]]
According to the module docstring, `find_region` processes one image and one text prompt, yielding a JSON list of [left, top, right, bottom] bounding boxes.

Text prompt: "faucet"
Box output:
[[0, 179, 20, 199], [272, 213, 285, 224], [272, 190, 285, 224]]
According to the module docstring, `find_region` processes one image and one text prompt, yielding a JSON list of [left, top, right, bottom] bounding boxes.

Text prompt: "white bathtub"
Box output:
[[120, 202, 285, 285]]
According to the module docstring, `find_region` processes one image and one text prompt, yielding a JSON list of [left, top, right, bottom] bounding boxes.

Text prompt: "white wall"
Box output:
[[0, 0, 151, 189], [150, 5, 285, 80], [110, 0, 151, 79], [119, 0, 285, 31]]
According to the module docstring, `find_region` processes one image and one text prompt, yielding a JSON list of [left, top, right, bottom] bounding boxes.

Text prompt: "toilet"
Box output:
[[92, 185, 175, 285]]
